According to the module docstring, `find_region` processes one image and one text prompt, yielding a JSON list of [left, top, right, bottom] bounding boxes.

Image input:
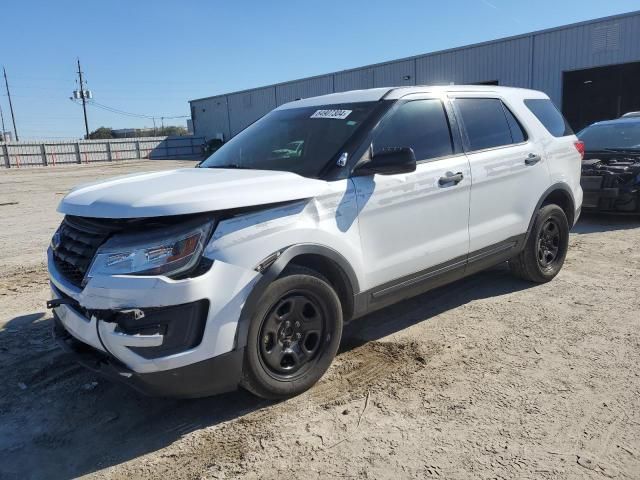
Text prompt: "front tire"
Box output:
[[241, 266, 343, 399], [509, 204, 569, 283]]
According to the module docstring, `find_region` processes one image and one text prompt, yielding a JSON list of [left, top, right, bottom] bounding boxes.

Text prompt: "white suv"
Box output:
[[48, 86, 583, 399]]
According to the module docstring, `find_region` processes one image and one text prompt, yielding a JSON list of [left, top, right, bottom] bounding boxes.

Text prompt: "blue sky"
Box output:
[[1, 0, 638, 139]]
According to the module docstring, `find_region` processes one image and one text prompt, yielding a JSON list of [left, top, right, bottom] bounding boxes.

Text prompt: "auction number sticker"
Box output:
[[310, 109, 352, 119]]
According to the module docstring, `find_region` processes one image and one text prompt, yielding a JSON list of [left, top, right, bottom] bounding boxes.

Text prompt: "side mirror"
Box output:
[[354, 147, 416, 176]]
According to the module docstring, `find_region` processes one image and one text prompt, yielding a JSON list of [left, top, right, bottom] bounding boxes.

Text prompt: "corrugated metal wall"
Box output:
[[416, 37, 532, 87], [190, 11, 640, 140], [531, 13, 640, 105], [191, 95, 230, 140], [275, 75, 334, 105], [372, 59, 416, 87], [334, 68, 374, 92], [227, 87, 277, 137]]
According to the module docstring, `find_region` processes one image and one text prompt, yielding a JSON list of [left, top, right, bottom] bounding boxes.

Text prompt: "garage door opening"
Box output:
[[562, 62, 640, 132]]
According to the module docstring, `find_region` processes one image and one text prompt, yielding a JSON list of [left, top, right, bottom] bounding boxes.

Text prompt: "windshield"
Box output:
[[577, 121, 640, 151], [200, 102, 378, 178]]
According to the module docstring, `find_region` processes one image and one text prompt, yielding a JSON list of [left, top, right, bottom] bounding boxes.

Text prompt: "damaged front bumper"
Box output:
[[47, 248, 260, 397], [52, 311, 243, 398], [580, 176, 640, 213], [581, 157, 640, 214]]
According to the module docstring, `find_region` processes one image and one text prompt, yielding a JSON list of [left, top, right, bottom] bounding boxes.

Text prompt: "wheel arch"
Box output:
[[234, 244, 359, 350], [526, 183, 576, 243]]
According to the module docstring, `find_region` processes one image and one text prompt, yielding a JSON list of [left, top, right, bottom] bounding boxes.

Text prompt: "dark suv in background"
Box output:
[[578, 116, 640, 214]]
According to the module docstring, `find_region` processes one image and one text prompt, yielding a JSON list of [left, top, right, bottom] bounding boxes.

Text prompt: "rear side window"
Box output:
[[524, 99, 574, 137], [503, 105, 527, 143], [373, 99, 453, 161], [456, 98, 524, 151]]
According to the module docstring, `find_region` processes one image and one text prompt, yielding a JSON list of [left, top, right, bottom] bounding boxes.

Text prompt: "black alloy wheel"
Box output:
[[537, 217, 562, 270], [508, 204, 569, 283], [241, 266, 343, 399], [258, 293, 326, 379]]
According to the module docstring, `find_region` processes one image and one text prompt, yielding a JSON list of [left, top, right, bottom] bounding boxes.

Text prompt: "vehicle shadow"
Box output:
[[0, 264, 534, 480], [573, 212, 640, 234]]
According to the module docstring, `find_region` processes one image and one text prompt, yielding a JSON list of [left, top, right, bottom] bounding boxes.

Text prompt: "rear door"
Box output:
[[452, 95, 550, 253], [352, 96, 471, 291]]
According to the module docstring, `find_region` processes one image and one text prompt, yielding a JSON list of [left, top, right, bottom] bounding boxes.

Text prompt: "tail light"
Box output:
[[574, 141, 585, 160]]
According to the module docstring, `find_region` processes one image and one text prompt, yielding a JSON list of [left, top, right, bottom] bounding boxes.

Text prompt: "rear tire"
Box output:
[[241, 266, 343, 399], [509, 204, 569, 283]]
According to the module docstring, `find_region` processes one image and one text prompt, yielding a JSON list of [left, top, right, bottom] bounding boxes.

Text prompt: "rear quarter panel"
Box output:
[[513, 94, 583, 216]]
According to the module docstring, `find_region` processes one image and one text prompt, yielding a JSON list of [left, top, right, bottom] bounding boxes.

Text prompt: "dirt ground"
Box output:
[[1, 161, 639, 480]]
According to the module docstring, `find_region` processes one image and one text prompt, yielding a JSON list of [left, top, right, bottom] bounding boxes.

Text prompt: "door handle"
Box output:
[[525, 153, 541, 165], [438, 172, 464, 186]]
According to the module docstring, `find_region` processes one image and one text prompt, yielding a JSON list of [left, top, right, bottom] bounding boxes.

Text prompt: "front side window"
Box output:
[[199, 102, 378, 178], [456, 98, 519, 151], [373, 99, 453, 161], [525, 99, 574, 137]]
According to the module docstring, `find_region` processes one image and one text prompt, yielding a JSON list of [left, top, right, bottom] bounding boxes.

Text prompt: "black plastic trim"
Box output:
[[526, 183, 577, 239], [123, 300, 210, 359], [234, 243, 359, 350], [353, 234, 525, 319], [370, 256, 467, 300]]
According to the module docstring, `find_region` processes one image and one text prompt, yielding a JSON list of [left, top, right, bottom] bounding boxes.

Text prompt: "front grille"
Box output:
[[52, 217, 114, 287]]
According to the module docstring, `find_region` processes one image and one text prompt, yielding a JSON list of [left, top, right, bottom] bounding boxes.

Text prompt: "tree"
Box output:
[[157, 126, 188, 137], [86, 125, 189, 139], [87, 127, 114, 139]]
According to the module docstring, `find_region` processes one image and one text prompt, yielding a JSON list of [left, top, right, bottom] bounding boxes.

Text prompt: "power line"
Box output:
[[71, 98, 188, 120], [91, 100, 189, 119], [88, 100, 155, 119]]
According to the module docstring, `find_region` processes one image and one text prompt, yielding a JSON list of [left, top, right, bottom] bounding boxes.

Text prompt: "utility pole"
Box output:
[[76, 58, 90, 139], [0, 103, 6, 137], [3, 67, 19, 141], [152, 117, 157, 136]]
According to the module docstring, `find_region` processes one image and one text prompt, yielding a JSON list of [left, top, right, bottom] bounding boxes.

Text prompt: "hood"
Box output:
[[58, 168, 330, 218]]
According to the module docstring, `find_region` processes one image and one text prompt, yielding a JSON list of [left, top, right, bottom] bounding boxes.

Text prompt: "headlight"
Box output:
[[87, 220, 214, 278]]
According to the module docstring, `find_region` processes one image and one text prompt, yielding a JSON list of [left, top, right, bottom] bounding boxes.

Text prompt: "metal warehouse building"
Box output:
[[189, 10, 640, 141]]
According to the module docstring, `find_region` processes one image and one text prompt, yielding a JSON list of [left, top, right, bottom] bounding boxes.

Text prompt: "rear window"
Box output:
[[524, 99, 574, 137], [456, 98, 524, 151]]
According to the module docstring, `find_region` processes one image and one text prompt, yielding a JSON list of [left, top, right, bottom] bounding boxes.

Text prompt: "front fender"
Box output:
[[233, 243, 359, 350]]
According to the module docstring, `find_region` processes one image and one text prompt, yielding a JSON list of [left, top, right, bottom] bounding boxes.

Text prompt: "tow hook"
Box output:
[[118, 309, 145, 321], [46, 298, 76, 309]]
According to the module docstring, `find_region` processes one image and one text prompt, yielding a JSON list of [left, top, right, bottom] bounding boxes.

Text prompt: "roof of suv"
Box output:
[[276, 85, 548, 110]]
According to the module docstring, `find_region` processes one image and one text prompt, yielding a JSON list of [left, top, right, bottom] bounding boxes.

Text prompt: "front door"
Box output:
[[351, 97, 471, 292]]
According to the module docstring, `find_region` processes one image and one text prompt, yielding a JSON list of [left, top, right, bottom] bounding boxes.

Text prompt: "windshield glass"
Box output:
[[577, 121, 640, 151], [200, 102, 378, 178]]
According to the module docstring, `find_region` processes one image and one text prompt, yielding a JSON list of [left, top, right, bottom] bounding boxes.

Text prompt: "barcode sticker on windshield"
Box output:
[[310, 109, 352, 120]]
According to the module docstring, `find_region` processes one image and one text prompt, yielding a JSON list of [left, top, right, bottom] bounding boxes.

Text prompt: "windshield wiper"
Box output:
[[204, 164, 254, 169], [586, 148, 640, 155], [600, 148, 640, 153]]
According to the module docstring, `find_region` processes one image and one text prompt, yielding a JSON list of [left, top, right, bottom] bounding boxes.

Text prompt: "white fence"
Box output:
[[0, 136, 205, 168]]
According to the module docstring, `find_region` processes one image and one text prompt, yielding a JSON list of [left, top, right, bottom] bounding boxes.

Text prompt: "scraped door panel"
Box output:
[[353, 154, 470, 290]]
